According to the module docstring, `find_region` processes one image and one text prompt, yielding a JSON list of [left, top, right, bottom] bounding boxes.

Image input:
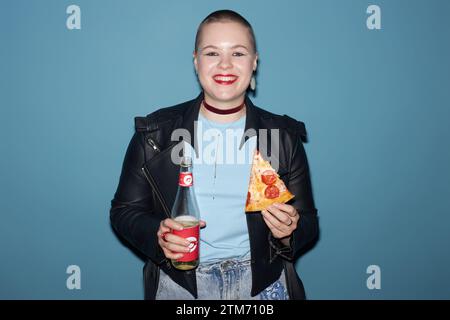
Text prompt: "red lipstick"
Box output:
[[213, 74, 238, 85]]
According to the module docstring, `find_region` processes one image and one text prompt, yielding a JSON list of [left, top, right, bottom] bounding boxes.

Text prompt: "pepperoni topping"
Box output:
[[246, 191, 251, 206], [264, 185, 280, 199], [261, 170, 277, 185]]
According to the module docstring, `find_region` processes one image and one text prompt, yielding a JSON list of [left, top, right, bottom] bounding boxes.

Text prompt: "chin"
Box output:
[[211, 89, 245, 102]]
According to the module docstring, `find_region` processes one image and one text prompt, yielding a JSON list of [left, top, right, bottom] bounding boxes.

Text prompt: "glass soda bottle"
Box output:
[[170, 156, 200, 270]]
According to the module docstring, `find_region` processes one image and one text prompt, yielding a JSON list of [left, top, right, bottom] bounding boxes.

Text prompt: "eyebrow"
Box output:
[[201, 44, 249, 51]]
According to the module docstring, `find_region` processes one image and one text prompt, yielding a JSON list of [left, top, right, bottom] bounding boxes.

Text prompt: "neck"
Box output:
[[200, 94, 246, 124]]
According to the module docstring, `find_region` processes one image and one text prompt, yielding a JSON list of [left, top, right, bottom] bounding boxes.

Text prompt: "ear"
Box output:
[[253, 53, 258, 71], [193, 51, 198, 73]]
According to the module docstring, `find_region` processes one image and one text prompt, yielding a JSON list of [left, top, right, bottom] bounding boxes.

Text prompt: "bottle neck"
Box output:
[[171, 163, 200, 221], [178, 165, 193, 187]]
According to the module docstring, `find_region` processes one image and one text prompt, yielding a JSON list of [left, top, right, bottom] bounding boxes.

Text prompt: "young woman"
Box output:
[[110, 9, 318, 300]]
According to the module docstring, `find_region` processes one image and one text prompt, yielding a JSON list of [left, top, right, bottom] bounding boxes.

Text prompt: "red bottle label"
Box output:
[[179, 172, 193, 187], [172, 225, 199, 262]]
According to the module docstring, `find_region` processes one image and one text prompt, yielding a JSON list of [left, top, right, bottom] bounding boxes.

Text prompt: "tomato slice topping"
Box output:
[[264, 185, 280, 199], [261, 170, 277, 185]]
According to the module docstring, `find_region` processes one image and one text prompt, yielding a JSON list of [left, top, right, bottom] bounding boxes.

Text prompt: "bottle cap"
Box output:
[[181, 156, 192, 167]]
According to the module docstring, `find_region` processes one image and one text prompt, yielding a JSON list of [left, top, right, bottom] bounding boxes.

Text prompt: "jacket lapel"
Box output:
[[142, 93, 202, 214]]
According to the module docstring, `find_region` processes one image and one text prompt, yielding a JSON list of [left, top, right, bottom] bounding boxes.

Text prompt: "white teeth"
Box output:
[[214, 76, 236, 81]]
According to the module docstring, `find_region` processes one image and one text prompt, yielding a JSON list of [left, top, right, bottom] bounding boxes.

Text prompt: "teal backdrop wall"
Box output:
[[1, 0, 449, 299]]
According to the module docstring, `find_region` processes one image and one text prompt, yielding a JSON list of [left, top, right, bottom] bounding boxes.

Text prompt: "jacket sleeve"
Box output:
[[110, 131, 166, 265], [269, 122, 319, 261]]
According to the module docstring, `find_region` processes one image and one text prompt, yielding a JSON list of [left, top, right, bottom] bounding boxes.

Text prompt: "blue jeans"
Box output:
[[156, 258, 289, 300]]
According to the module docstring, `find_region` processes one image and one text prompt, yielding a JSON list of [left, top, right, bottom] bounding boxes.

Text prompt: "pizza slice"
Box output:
[[245, 149, 295, 212]]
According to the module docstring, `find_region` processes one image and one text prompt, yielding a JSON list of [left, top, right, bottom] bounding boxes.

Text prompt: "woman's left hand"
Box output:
[[261, 202, 300, 242]]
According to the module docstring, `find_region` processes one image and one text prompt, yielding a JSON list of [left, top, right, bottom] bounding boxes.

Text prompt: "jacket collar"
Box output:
[[178, 91, 261, 157]]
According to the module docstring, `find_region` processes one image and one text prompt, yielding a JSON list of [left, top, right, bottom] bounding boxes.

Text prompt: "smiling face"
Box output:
[[194, 21, 258, 108]]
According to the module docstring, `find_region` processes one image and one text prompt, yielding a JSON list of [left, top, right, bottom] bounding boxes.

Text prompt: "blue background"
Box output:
[[1, 0, 449, 299]]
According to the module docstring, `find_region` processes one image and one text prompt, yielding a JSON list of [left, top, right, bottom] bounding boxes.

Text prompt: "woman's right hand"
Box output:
[[157, 218, 206, 260]]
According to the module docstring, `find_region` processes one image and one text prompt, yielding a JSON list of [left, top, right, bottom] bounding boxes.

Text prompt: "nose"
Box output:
[[218, 55, 232, 70]]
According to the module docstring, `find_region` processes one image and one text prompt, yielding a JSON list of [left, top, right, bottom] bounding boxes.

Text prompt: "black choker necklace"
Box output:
[[202, 100, 245, 115]]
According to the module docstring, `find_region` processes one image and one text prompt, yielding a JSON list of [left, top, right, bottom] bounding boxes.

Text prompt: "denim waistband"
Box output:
[[197, 257, 252, 274]]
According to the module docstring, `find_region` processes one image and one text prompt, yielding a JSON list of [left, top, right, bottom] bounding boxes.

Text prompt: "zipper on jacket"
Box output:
[[146, 137, 161, 153], [141, 166, 171, 219]]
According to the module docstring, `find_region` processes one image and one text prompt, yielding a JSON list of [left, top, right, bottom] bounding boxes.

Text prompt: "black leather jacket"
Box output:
[[110, 92, 318, 299]]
